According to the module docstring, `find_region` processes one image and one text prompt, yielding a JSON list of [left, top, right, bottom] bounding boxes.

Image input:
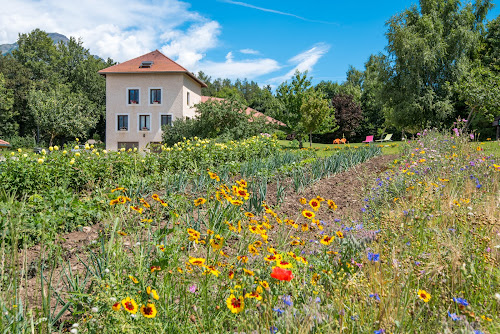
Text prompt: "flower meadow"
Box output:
[[0, 131, 499, 333]]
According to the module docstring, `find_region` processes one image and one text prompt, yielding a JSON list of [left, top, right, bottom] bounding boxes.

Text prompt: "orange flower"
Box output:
[[270, 267, 294, 281]]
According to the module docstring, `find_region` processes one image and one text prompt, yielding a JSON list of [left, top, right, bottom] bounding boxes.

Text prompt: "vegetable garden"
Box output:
[[0, 132, 499, 333]]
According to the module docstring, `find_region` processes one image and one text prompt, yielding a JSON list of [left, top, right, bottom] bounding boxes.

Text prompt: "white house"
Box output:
[[98, 50, 207, 151]]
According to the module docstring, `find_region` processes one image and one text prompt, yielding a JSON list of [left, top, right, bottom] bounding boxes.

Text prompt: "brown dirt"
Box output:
[[266, 154, 395, 222]]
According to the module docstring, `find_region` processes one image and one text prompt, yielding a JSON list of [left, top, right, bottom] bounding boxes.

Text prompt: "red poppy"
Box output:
[[271, 267, 294, 281]]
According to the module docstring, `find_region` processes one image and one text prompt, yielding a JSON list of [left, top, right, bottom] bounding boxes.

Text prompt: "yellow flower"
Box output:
[[320, 235, 334, 245], [37, 158, 44, 164], [140, 303, 157, 318], [112, 302, 121, 311], [203, 265, 220, 277], [335, 231, 344, 239], [188, 257, 206, 266], [302, 210, 315, 219], [275, 260, 292, 269], [309, 198, 320, 211], [417, 289, 431, 302], [245, 291, 262, 300], [194, 197, 207, 206], [121, 297, 138, 314], [299, 197, 307, 205], [146, 286, 160, 300], [210, 235, 224, 250], [243, 268, 255, 276], [129, 275, 139, 284], [259, 280, 270, 289], [327, 200, 337, 210], [226, 294, 244, 313], [208, 171, 220, 182]]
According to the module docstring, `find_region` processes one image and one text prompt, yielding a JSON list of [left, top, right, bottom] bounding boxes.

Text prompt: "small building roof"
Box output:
[[98, 50, 207, 87], [200, 96, 286, 127]]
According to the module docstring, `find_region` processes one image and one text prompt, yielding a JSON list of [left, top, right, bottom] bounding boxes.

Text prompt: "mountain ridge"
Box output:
[[0, 32, 69, 55]]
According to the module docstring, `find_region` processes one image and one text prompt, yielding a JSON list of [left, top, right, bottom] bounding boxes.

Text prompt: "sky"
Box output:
[[1, 0, 499, 86]]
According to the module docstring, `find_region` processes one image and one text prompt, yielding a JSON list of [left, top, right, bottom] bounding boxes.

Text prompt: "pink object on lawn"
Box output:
[[362, 136, 374, 143]]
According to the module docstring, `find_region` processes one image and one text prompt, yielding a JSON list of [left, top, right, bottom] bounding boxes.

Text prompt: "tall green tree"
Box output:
[[0, 73, 17, 138], [28, 84, 99, 145], [298, 90, 337, 147], [384, 0, 493, 131], [12, 29, 59, 84], [455, 62, 500, 127], [359, 54, 392, 138], [275, 71, 313, 147]]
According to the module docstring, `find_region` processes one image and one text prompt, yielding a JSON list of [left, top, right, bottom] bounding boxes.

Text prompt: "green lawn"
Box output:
[[277, 139, 403, 156]]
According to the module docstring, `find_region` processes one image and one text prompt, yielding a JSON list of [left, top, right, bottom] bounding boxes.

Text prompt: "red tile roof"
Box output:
[[200, 96, 286, 127], [98, 50, 207, 87], [0, 139, 11, 147]]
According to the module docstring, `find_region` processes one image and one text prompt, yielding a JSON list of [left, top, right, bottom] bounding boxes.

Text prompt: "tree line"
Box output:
[[1, 0, 499, 147]]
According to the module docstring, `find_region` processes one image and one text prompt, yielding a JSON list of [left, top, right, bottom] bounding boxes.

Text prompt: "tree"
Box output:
[[275, 71, 312, 147], [0, 73, 17, 138], [331, 93, 363, 138], [359, 54, 392, 138], [455, 62, 500, 127], [384, 0, 493, 131], [28, 84, 99, 145], [0, 54, 35, 136], [12, 29, 59, 83], [195, 98, 271, 140], [298, 90, 337, 147]]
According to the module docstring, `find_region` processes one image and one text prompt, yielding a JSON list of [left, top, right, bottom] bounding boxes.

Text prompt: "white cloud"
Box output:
[[0, 0, 219, 63], [0, 1, 329, 84], [160, 21, 221, 69], [268, 43, 330, 83], [200, 58, 280, 80], [240, 48, 260, 55]]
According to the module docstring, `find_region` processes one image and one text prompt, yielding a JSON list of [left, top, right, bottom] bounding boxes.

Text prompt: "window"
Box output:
[[128, 89, 139, 104], [139, 61, 153, 68], [139, 115, 150, 131], [117, 115, 128, 131], [118, 142, 139, 150], [150, 89, 161, 104], [161, 114, 172, 127], [187, 92, 190, 105]]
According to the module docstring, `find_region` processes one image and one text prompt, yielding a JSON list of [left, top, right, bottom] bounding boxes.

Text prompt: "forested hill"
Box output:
[[0, 32, 69, 54]]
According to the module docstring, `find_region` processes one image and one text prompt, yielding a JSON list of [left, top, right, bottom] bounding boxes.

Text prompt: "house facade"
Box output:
[[99, 50, 206, 151]]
